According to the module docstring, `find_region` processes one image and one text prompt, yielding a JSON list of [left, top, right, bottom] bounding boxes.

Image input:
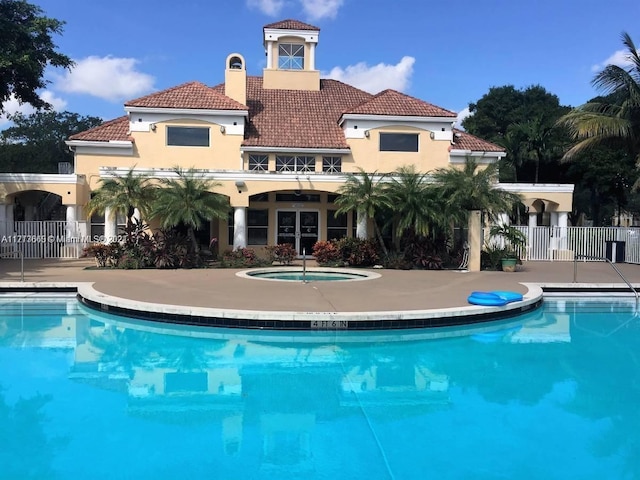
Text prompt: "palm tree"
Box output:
[[334, 168, 391, 255], [558, 32, 640, 169], [431, 158, 523, 270], [151, 167, 229, 253], [431, 158, 522, 221], [513, 114, 556, 183], [86, 167, 156, 237], [385, 165, 447, 243]]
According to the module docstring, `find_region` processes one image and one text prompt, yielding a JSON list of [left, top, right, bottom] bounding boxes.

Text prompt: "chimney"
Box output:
[[225, 53, 247, 106]]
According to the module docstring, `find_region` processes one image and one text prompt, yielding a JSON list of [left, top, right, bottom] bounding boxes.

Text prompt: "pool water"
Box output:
[[1, 295, 639, 479], [248, 270, 367, 281]]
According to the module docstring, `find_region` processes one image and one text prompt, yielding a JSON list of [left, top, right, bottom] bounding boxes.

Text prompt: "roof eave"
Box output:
[[124, 106, 248, 116], [66, 140, 133, 148], [340, 114, 457, 124]]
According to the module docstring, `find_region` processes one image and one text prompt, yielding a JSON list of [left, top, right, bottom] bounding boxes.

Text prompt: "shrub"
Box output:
[[382, 251, 413, 270], [82, 243, 115, 267], [312, 240, 342, 266], [405, 236, 444, 270], [336, 237, 380, 267], [220, 248, 263, 268], [264, 243, 297, 265]]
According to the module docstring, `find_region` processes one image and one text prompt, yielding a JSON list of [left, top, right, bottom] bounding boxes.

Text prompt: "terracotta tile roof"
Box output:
[[213, 76, 373, 149], [125, 81, 247, 110], [344, 89, 457, 118], [68, 116, 132, 142], [263, 19, 320, 31], [451, 128, 505, 152]]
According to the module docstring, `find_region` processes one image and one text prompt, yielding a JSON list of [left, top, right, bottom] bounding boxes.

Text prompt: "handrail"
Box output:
[[0, 249, 24, 282], [573, 254, 638, 303]]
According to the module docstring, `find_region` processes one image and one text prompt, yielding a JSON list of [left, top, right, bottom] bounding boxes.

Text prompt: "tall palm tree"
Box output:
[[86, 167, 156, 237], [151, 167, 229, 252], [431, 158, 522, 222], [558, 32, 640, 168], [334, 168, 391, 255], [513, 114, 556, 183], [385, 165, 447, 243], [432, 158, 523, 270]]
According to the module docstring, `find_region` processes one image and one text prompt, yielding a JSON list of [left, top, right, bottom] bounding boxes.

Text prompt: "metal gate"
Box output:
[[0, 221, 87, 259]]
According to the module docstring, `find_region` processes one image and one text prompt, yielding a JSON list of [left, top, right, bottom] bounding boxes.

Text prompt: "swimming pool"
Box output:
[[1, 295, 639, 479]]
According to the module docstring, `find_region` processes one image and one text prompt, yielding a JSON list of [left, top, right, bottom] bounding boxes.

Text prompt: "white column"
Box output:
[[356, 210, 368, 239], [528, 212, 537, 228], [308, 42, 316, 70], [558, 211, 568, 249], [550, 211, 559, 227], [65, 205, 78, 239], [233, 207, 247, 250], [132, 207, 141, 225], [104, 207, 117, 243], [266, 41, 274, 69]]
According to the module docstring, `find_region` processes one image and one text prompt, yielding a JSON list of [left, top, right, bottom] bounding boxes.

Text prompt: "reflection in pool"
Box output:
[[1, 295, 639, 479]]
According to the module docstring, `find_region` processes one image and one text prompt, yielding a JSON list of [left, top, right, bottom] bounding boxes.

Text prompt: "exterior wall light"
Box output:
[[364, 130, 370, 138]]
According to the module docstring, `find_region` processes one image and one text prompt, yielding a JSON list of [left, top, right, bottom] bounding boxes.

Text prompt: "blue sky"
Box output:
[[2, 0, 639, 128]]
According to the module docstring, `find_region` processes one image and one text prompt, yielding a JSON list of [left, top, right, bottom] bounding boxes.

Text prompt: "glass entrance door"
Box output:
[[276, 210, 319, 256]]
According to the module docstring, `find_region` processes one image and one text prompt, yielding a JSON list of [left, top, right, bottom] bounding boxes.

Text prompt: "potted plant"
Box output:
[[489, 225, 527, 272]]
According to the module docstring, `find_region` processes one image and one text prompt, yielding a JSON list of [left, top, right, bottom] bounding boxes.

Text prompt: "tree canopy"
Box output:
[[462, 84, 571, 183], [0, 110, 102, 172], [0, 0, 73, 112]]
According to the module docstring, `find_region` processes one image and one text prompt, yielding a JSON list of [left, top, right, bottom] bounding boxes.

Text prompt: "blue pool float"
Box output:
[[467, 290, 523, 306]]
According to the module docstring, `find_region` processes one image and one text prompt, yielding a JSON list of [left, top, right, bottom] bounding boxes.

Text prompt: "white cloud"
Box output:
[[299, 0, 344, 20], [0, 91, 67, 129], [324, 56, 415, 94], [56, 56, 155, 102], [246, 0, 286, 16], [455, 107, 471, 129], [591, 48, 638, 72]]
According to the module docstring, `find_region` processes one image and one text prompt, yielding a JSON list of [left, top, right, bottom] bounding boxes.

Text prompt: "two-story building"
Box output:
[[0, 19, 574, 267]]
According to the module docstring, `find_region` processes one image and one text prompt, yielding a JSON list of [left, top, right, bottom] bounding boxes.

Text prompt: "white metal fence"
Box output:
[[508, 226, 640, 263], [0, 220, 639, 262], [0, 221, 88, 259]]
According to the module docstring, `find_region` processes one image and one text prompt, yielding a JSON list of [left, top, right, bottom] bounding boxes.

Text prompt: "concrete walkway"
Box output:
[[1, 258, 639, 312]]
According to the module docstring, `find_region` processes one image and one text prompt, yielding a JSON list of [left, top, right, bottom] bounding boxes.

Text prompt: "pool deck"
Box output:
[[1, 258, 639, 324]]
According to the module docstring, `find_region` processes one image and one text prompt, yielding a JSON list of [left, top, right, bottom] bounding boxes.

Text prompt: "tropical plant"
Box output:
[[86, 168, 156, 238], [431, 158, 522, 223], [312, 240, 342, 266], [385, 165, 447, 244], [336, 237, 380, 267], [264, 243, 297, 265], [488, 224, 527, 258], [334, 168, 391, 255], [151, 167, 229, 253], [558, 32, 640, 171]]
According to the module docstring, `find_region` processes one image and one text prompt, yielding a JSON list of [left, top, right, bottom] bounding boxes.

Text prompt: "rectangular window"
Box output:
[[379, 133, 419, 152], [322, 156, 342, 173], [249, 154, 268, 171], [167, 126, 210, 147], [276, 155, 316, 172], [279, 43, 304, 70], [327, 210, 347, 240], [248, 209, 269, 245]]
